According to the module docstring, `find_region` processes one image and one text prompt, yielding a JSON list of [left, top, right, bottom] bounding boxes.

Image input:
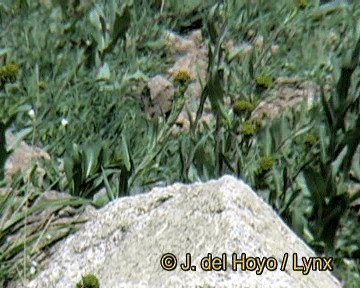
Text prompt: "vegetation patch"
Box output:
[[0, 0, 359, 287]]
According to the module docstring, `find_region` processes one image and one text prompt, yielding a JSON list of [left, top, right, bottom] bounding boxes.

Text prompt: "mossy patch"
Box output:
[[75, 274, 100, 288]]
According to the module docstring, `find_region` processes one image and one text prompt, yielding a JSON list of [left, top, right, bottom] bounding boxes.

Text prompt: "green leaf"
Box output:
[[89, 7, 103, 31], [1, 123, 9, 178], [83, 142, 103, 179], [307, 1, 349, 19], [0, 189, 13, 226], [0, 48, 10, 58], [336, 36, 360, 101], [271, 117, 288, 151], [119, 166, 129, 196], [320, 194, 348, 249], [272, 167, 282, 207], [88, 7, 105, 51], [292, 125, 313, 140], [56, 0, 67, 15], [1, 198, 87, 234], [349, 189, 360, 204], [335, 117, 360, 174], [63, 154, 73, 184], [331, 145, 348, 178], [248, 50, 255, 79], [280, 116, 290, 145], [193, 85, 208, 133], [280, 188, 301, 216], [207, 4, 219, 45], [319, 124, 328, 163], [259, 125, 272, 156], [351, 147, 360, 180], [303, 169, 326, 217], [101, 166, 114, 202], [96, 62, 111, 81], [64, 144, 83, 196], [92, 188, 110, 208], [112, 4, 131, 45], [7, 127, 33, 153], [292, 206, 305, 237], [207, 69, 230, 126], [120, 134, 131, 172], [320, 86, 335, 131]]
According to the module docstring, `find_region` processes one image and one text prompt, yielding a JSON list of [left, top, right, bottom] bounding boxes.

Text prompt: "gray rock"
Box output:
[[18, 176, 341, 288]]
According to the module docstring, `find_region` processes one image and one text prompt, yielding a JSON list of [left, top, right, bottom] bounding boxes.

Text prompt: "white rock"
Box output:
[[17, 176, 341, 288]]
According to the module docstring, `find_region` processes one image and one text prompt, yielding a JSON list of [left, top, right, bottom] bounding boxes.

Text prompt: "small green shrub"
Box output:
[[75, 274, 100, 288]]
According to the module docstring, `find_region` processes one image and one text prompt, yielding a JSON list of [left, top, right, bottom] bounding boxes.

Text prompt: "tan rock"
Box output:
[[251, 77, 330, 120], [147, 31, 330, 133], [144, 75, 175, 119], [164, 30, 196, 53], [5, 131, 50, 186], [146, 29, 209, 129]]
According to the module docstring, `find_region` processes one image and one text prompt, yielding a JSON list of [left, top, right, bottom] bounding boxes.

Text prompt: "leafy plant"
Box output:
[[302, 35, 360, 252], [75, 273, 100, 288], [0, 61, 33, 180], [0, 179, 88, 286], [63, 138, 131, 205]]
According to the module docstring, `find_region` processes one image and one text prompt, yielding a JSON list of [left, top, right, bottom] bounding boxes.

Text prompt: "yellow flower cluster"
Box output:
[[303, 133, 317, 146], [258, 156, 273, 171], [295, 0, 308, 9], [255, 74, 273, 88], [233, 99, 255, 115], [240, 120, 256, 136], [38, 81, 47, 90], [0, 63, 19, 82], [173, 69, 191, 84]]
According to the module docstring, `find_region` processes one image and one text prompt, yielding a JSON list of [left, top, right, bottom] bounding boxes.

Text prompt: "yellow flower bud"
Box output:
[[0, 63, 19, 82], [173, 69, 191, 85], [303, 133, 317, 146], [255, 74, 273, 88], [233, 100, 255, 115], [258, 156, 273, 171], [240, 120, 256, 136]]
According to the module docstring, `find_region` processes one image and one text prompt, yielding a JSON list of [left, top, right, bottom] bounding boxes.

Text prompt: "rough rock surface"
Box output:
[[143, 75, 175, 120], [18, 176, 341, 288]]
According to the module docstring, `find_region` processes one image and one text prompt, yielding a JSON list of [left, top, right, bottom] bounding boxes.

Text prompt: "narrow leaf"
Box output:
[[112, 5, 131, 44]]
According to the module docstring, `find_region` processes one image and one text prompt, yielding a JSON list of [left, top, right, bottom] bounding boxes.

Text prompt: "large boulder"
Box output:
[[18, 176, 341, 287]]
